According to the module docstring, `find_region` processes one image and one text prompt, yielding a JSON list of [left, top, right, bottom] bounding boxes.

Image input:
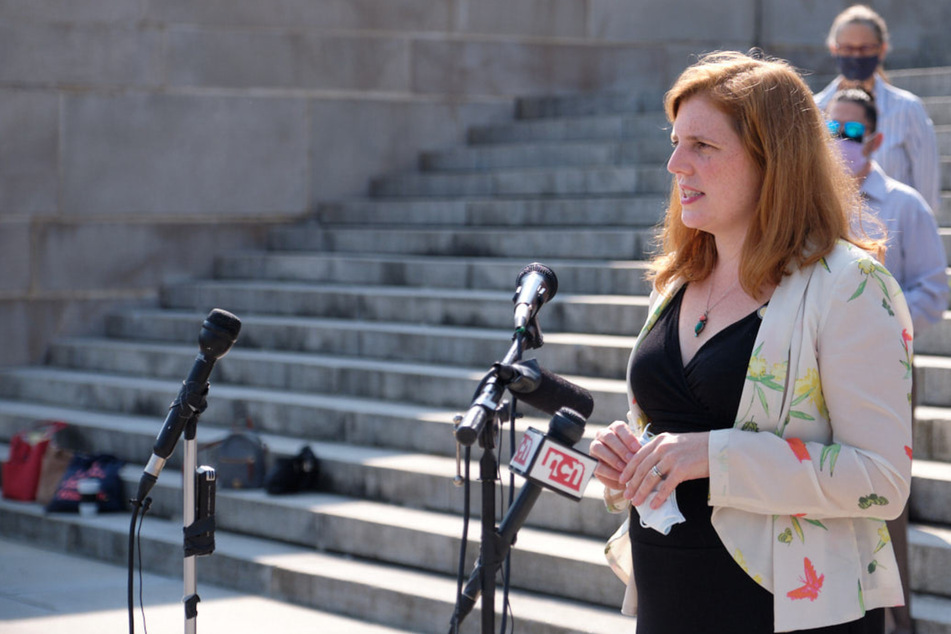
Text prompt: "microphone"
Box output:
[[512, 263, 557, 331], [133, 309, 241, 504], [453, 360, 594, 447], [450, 408, 595, 629], [500, 359, 594, 419]]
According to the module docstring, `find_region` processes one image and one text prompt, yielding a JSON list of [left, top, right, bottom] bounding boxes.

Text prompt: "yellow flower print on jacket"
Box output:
[[873, 523, 891, 554], [792, 368, 829, 422], [741, 344, 787, 424], [733, 549, 763, 585], [851, 256, 898, 317], [741, 346, 828, 437]]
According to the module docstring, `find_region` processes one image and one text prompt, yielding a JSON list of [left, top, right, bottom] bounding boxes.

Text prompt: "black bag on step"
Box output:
[[264, 445, 320, 495]]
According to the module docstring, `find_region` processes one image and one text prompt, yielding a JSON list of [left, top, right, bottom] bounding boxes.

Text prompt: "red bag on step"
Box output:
[[2, 421, 67, 501]]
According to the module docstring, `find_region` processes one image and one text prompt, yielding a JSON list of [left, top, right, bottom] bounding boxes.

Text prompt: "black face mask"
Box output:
[[835, 55, 879, 81]]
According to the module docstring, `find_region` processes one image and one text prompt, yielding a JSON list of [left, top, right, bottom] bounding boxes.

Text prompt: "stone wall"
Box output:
[[1, 0, 949, 365]]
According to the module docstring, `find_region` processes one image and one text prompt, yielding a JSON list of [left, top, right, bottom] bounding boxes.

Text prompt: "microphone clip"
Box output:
[[176, 380, 210, 416], [514, 314, 544, 350], [493, 359, 541, 393]]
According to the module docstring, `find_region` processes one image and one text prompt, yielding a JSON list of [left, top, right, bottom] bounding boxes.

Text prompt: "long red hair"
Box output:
[[649, 51, 883, 297]]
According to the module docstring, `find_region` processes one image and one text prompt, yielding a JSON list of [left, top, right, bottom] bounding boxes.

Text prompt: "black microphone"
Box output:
[[499, 359, 594, 419], [451, 408, 590, 630], [512, 263, 557, 331], [133, 309, 241, 504]]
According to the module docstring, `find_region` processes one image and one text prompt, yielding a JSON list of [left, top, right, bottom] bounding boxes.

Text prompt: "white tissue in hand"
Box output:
[[633, 426, 685, 535], [635, 489, 685, 535]]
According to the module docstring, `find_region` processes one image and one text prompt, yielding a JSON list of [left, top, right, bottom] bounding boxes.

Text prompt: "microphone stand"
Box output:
[[180, 389, 216, 634], [450, 319, 543, 634], [183, 415, 201, 634]]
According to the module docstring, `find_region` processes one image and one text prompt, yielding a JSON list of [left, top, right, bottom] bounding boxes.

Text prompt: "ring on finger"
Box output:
[[650, 464, 664, 479]]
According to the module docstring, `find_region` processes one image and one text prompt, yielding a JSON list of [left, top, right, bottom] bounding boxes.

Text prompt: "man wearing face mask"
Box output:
[[815, 5, 941, 214], [828, 88, 948, 634]]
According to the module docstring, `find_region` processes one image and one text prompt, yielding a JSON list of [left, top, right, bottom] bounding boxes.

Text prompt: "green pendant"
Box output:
[[694, 313, 708, 337]]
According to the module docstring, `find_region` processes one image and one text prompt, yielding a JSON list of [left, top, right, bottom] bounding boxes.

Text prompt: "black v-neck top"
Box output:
[[630, 284, 763, 435], [628, 284, 763, 548]]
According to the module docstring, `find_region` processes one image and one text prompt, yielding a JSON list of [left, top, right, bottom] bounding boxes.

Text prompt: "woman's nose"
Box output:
[[667, 144, 687, 175]]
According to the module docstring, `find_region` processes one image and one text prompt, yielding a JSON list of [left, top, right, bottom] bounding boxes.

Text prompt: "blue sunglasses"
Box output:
[[827, 119, 866, 143]]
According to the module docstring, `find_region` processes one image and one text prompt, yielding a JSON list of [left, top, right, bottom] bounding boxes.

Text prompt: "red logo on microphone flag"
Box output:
[[540, 446, 585, 493], [512, 433, 537, 471], [509, 427, 596, 501]]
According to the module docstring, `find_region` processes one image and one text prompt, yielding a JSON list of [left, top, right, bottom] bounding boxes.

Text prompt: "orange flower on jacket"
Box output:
[[787, 438, 811, 463]]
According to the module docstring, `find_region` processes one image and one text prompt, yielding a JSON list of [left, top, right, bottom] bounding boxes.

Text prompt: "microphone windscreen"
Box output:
[[548, 407, 587, 446], [516, 262, 558, 302], [200, 308, 242, 359], [205, 308, 242, 339], [511, 367, 594, 419]]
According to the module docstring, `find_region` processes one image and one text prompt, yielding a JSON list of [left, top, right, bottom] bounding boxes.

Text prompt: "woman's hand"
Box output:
[[589, 421, 642, 491], [621, 431, 711, 509]]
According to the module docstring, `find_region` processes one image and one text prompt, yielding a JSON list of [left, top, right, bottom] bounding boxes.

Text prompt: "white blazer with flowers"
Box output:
[[603, 240, 913, 632]]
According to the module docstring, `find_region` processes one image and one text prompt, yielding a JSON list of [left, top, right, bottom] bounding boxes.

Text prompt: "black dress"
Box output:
[[627, 285, 884, 634]]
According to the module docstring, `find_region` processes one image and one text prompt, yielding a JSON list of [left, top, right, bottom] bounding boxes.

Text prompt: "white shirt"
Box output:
[[861, 161, 949, 332], [816, 74, 941, 213]]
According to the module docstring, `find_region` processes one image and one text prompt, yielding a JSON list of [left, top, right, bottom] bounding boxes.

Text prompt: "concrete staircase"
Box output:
[[3, 66, 951, 633]]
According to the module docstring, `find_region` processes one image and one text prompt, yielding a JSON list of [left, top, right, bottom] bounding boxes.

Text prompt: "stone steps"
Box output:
[[361, 160, 950, 201], [157, 279, 651, 337], [928, 97, 951, 126], [100, 307, 636, 380], [0, 406, 613, 538], [43, 337, 631, 423], [267, 223, 661, 262], [0, 499, 632, 634], [420, 139, 672, 172], [890, 67, 951, 99], [502, 69, 951, 121], [2, 435, 950, 631], [124, 466, 619, 607], [0, 368, 476, 458], [467, 111, 669, 146], [311, 196, 667, 227], [513, 90, 666, 120], [115, 291, 951, 364], [936, 125, 951, 155], [213, 251, 656, 296], [24, 339, 951, 460], [298, 192, 948, 234], [369, 164, 670, 198]]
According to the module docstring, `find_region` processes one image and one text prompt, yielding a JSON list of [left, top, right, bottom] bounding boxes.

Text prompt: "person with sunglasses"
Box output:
[[814, 5, 940, 214], [827, 88, 948, 634]]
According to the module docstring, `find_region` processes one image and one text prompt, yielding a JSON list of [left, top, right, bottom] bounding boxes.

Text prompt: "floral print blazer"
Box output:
[[604, 241, 913, 632]]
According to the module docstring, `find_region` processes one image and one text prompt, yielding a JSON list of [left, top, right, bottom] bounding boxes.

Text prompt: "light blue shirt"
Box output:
[[816, 74, 941, 213], [860, 161, 948, 332]]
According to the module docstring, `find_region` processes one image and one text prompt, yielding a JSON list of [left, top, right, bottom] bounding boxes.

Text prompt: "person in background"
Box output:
[[591, 50, 913, 633], [814, 4, 941, 214], [828, 88, 948, 344], [828, 87, 948, 634]]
